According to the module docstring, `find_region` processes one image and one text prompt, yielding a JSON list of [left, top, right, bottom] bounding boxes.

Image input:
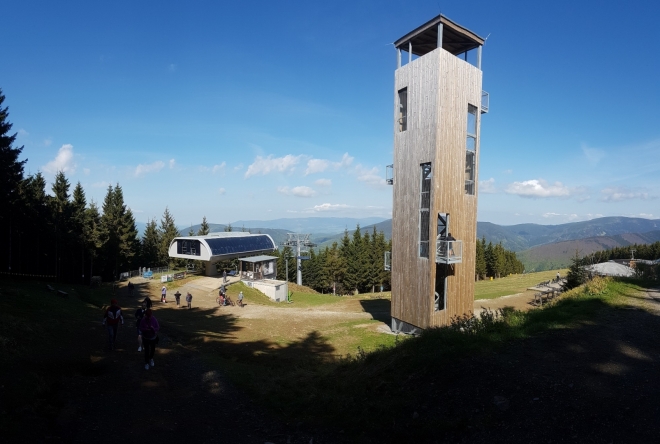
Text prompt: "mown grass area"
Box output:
[[474, 268, 568, 299], [232, 282, 391, 308]]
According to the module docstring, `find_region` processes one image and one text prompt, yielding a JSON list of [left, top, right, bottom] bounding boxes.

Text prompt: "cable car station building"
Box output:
[[168, 232, 288, 302], [390, 15, 488, 333]]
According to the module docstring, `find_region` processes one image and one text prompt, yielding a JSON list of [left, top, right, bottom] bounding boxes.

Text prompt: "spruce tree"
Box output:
[[140, 218, 161, 267], [84, 200, 102, 279], [564, 250, 588, 290], [198, 216, 210, 235], [0, 89, 27, 272], [159, 207, 180, 267]]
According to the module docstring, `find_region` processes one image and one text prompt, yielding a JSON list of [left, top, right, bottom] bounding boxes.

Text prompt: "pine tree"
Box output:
[[0, 89, 27, 272], [99, 184, 139, 279], [198, 216, 210, 235], [475, 237, 487, 280], [50, 171, 71, 280], [71, 182, 88, 282], [325, 242, 345, 295], [159, 207, 179, 267], [564, 250, 588, 290], [140, 218, 161, 267], [84, 200, 102, 279]]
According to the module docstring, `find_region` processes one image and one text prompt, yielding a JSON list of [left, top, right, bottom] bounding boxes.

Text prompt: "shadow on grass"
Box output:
[[358, 298, 391, 323], [6, 277, 660, 443]]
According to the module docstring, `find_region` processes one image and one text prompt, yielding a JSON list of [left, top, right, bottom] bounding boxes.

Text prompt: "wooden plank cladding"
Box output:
[[391, 20, 483, 331]]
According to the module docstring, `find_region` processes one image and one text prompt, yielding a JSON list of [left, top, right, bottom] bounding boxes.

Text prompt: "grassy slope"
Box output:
[[0, 280, 113, 436], [241, 277, 644, 441], [1, 275, 653, 442], [474, 269, 568, 299]]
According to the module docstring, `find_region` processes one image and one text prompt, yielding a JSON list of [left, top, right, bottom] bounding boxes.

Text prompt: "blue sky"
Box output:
[[3, 0, 659, 227]]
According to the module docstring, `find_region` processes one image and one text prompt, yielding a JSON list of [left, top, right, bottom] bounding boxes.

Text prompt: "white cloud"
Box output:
[[505, 179, 571, 198], [43, 138, 52, 147], [212, 162, 226, 174], [218, 188, 226, 195], [92, 181, 110, 188], [636, 213, 654, 219], [43, 144, 76, 174], [169, 159, 176, 169], [542, 212, 562, 218], [582, 144, 605, 166], [277, 186, 316, 197], [479, 178, 496, 194], [18, 128, 29, 137], [355, 165, 386, 188], [245, 154, 302, 178], [305, 153, 354, 175], [600, 187, 651, 202], [503, 169, 513, 174], [234, 163, 243, 171], [134, 160, 165, 177], [83, 168, 91, 175], [313, 203, 350, 212], [315, 178, 332, 187]]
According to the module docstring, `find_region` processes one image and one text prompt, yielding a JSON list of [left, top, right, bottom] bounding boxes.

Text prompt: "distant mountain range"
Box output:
[[136, 216, 660, 272]]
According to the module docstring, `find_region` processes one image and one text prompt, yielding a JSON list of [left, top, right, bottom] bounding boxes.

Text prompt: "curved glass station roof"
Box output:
[[168, 233, 277, 262]]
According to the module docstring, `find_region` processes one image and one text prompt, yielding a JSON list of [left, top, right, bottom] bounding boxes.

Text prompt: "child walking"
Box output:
[[186, 292, 192, 309]]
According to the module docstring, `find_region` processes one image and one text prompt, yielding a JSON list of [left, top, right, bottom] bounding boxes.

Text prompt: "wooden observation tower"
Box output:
[[389, 14, 488, 333]]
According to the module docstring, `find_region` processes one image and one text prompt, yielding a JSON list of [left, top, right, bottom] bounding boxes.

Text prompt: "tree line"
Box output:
[[475, 237, 524, 280], [269, 225, 392, 295], [580, 242, 660, 265]]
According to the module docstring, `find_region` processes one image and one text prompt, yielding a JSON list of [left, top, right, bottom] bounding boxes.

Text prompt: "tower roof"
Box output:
[[394, 14, 484, 57]]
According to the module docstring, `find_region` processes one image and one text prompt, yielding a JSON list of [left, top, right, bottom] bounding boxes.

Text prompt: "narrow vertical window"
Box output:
[[419, 162, 431, 257], [398, 88, 408, 132], [465, 104, 477, 195]]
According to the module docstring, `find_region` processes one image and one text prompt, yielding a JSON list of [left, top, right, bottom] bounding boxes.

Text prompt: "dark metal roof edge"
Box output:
[[393, 14, 485, 49]]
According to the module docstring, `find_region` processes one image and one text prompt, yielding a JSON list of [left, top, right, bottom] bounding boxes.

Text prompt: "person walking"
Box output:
[[223, 270, 227, 283], [139, 309, 160, 370], [102, 299, 124, 350], [238, 291, 244, 307], [186, 292, 193, 309], [161, 286, 167, 303], [135, 301, 146, 351], [143, 296, 153, 310], [174, 290, 181, 308]]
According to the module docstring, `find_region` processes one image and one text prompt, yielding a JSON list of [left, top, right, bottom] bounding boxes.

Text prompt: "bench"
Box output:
[[534, 288, 562, 306], [57, 290, 68, 297], [47, 284, 56, 292]]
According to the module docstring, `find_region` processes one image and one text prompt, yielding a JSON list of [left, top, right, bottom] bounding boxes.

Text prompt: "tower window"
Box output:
[[398, 88, 408, 132], [419, 162, 431, 257], [465, 104, 477, 195]]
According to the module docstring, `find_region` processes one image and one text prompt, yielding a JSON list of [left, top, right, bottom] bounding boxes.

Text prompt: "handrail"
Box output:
[[436, 239, 463, 264]]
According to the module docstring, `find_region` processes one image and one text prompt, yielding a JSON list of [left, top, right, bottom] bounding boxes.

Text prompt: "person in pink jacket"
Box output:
[[138, 309, 160, 370]]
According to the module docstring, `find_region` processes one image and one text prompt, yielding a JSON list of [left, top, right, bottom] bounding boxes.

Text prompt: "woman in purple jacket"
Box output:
[[139, 309, 160, 370]]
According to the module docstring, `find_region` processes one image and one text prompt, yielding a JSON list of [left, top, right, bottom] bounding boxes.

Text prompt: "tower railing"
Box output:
[[481, 90, 489, 114], [436, 239, 462, 264]]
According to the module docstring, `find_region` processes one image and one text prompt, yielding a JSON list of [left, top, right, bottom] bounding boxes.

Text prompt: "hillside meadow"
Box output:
[[2, 272, 658, 442]]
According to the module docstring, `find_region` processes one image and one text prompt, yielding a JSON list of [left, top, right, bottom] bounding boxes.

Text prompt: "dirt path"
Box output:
[[474, 290, 540, 315]]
